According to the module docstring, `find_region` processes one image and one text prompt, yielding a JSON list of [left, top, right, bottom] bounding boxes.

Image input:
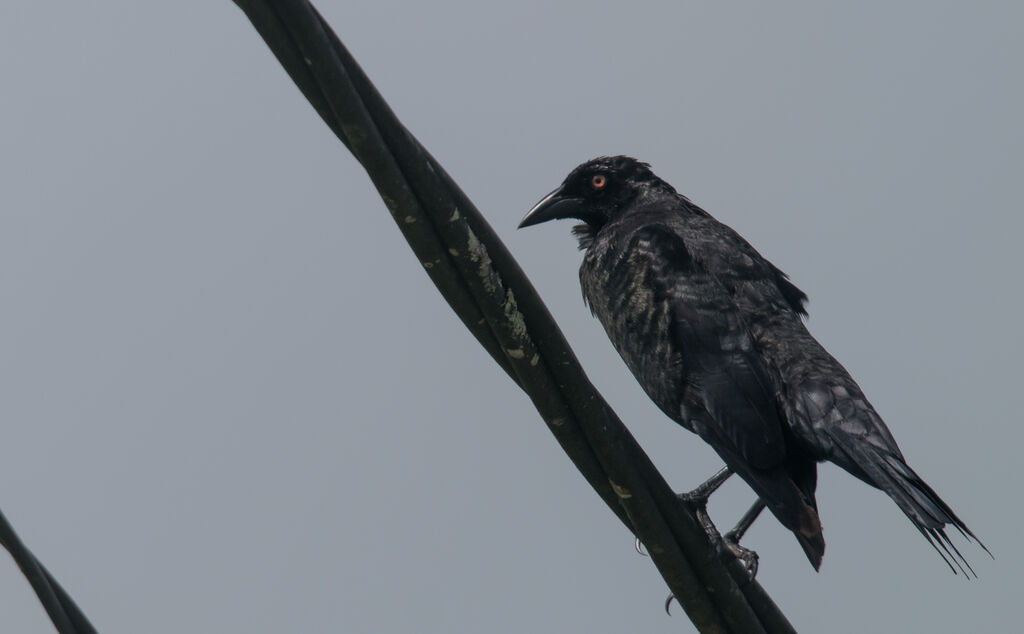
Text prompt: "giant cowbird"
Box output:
[[519, 155, 986, 574]]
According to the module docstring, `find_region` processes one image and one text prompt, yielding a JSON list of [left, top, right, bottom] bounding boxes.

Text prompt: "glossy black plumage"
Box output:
[[519, 156, 985, 573]]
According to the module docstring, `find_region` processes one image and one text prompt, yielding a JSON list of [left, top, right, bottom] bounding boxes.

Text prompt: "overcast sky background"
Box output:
[[0, 2, 1020, 632]]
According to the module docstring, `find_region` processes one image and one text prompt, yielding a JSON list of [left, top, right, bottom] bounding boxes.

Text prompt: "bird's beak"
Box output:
[[518, 187, 584, 229]]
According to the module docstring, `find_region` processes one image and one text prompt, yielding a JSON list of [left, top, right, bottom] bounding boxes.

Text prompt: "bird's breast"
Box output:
[[580, 244, 688, 425]]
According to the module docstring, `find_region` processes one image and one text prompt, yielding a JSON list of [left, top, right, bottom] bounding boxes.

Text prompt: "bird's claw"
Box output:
[[665, 593, 676, 615], [635, 536, 648, 556], [723, 533, 759, 579]]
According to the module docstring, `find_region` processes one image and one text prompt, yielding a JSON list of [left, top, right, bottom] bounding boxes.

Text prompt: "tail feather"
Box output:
[[721, 457, 825, 570], [795, 531, 825, 571], [827, 430, 990, 576]]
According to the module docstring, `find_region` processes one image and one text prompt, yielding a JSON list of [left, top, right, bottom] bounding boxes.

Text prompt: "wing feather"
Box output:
[[631, 226, 787, 469]]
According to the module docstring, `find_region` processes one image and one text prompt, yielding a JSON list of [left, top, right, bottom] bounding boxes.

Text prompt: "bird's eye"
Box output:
[[590, 174, 607, 190]]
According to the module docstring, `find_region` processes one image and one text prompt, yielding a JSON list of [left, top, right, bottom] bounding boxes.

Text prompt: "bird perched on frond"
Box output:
[[519, 155, 987, 574]]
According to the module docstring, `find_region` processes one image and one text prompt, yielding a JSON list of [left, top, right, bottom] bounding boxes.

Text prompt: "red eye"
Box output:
[[591, 174, 607, 189]]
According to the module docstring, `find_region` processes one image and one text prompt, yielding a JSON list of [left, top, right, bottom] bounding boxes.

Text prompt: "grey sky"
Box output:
[[1, 1, 1020, 632]]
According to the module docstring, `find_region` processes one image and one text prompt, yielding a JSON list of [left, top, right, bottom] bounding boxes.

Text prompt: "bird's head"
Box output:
[[518, 156, 674, 246]]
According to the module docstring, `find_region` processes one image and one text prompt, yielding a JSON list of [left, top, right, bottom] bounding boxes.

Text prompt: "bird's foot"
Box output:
[[677, 491, 722, 544], [675, 467, 733, 541], [722, 531, 759, 579]]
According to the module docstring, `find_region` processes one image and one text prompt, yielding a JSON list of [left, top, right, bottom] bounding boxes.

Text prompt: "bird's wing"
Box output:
[[769, 263, 808, 316], [627, 225, 787, 469]]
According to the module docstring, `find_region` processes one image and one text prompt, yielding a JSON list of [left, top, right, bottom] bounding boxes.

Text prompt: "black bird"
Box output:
[[519, 156, 986, 574]]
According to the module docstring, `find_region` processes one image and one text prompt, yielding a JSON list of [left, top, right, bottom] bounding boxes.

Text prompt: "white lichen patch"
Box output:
[[549, 417, 566, 427], [304, 57, 312, 66], [610, 480, 633, 499], [530, 354, 540, 366], [449, 208, 460, 222], [448, 248, 459, 257], [506, 348, 525, 359], [422, 261, 434, 269], [465, 225, 536, 355], [502, 289, 529, 341], [464, 227, 497, 294], [404, 216, 417, 223]]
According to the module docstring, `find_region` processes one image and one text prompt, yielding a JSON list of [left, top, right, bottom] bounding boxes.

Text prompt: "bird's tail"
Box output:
[[794, 524, 826, 571], [826, 430, 990, 576], [725, 458, 825, 570]]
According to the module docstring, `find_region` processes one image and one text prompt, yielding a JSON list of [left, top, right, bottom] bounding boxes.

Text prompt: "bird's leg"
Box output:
[[677, 467, 733, 540], [637, 467, 732, 556], [722, 499, 767, 578], [650, 468, 733, 561], [680, 466, 733, 502], [726, 498, 766, 544], [664, 471, 750, 614]]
